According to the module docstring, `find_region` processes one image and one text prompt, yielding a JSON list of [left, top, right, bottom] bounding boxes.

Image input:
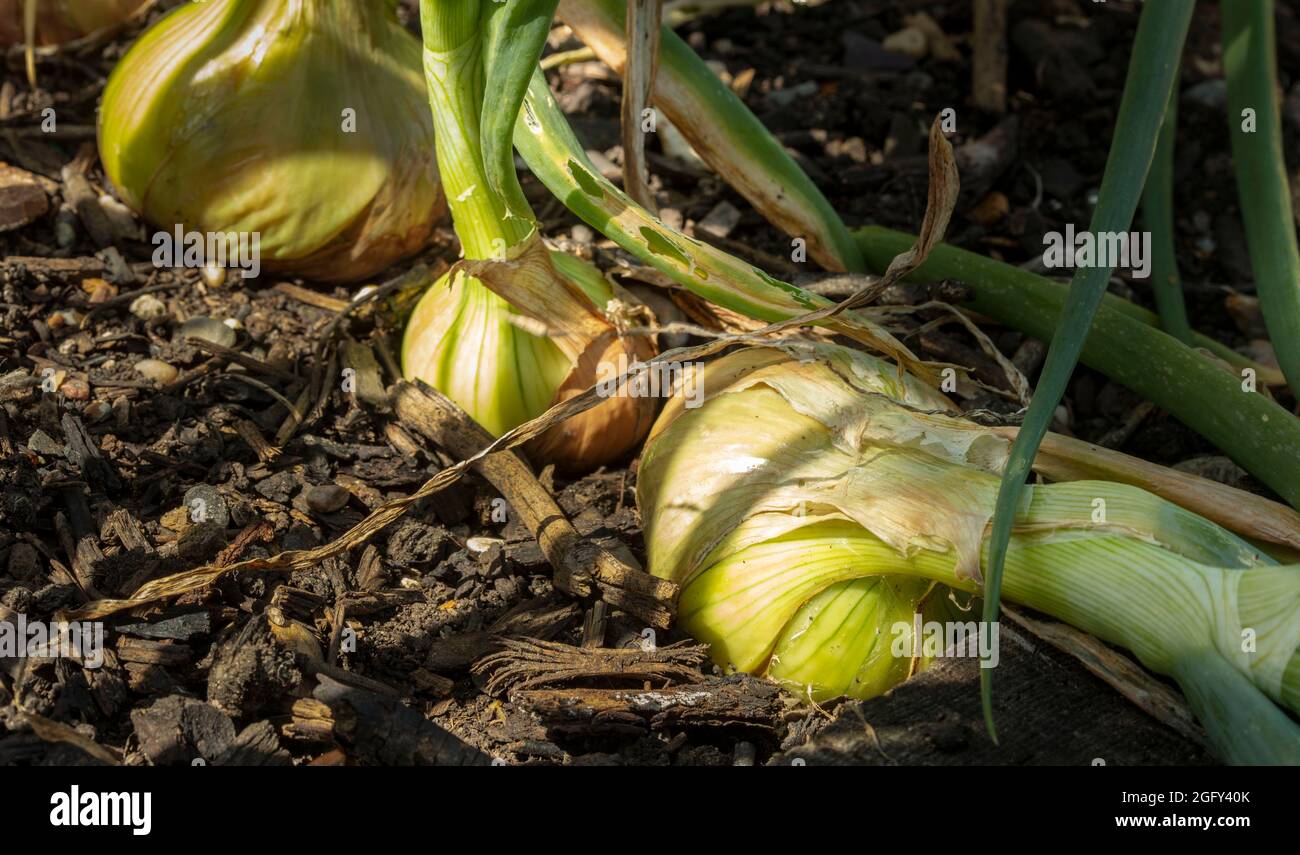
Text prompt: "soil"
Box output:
[[1, 0, 1293, 766]]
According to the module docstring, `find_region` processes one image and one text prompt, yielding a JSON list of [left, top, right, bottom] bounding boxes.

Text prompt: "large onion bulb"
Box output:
[[98, 0, 445, 282]]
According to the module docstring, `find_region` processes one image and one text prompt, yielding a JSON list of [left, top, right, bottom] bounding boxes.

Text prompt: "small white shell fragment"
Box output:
[[466, 536, 504, 555]]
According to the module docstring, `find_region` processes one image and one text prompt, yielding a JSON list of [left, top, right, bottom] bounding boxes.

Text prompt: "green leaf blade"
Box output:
[[1222, 0, 1300, 395], [980, 0, 1197, 737], [481, 0, 561, 221]]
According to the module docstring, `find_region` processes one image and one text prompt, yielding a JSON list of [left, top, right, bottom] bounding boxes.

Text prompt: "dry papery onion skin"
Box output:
[[97, 0, 446, 283]]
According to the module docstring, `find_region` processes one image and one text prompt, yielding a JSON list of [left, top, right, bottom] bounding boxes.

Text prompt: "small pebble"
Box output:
[[305, 485, 351, 514], [134, 358, 179, 384], [200, 262, 227, 289], [183, 484, 230, 528], [6, 542, 41, 581], [60, 375, 90, 401], [130, 294, 168, 321], [179, 316, 237, 348], [883, 27, 928, 60], [83, 400, 113, 423], [81, 277, 118, 303], [26, 429, 65, 457]]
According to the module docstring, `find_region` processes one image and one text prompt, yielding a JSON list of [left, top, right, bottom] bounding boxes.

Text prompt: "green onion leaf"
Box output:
[[1222, 0, 1300, 395], [481, 0, 561, 221], [1142, 84, 1194, 344], [558, 0, 863, 271], [854, 227, 1300, 512], [981, 0, 1196, 740]]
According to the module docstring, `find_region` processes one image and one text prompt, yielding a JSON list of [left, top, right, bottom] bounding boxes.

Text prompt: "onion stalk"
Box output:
[[98, 0, 446, 283], [404, 0, 655, 467], [638, 343, 1300, 764]]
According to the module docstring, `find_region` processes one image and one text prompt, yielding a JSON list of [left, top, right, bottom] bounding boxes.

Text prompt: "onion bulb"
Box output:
[[402, 237, 656, 469], [98, 0, 445, 282], [0, 0, 147, 47], [637, 343, 1300, 764]]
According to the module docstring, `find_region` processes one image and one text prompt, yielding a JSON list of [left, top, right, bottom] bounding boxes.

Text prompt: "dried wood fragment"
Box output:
[[513, 676, 786, 735], [187, 337, 299, 383], [285, 699, 335, 739], [393, 380, 678, 628], [580, 600, 608, 648], [973, 0, 1009, 113], [106, 508, 155, 556], [272, 282, 351, 313], [62, 413, 120, 489], [354, 544, 387, 591], [0, 161, 48, 232], [116, 637, 191, 666], [2, 256, 105, 277], [233, 418, 279, 462], [60, 150, 118, 248]]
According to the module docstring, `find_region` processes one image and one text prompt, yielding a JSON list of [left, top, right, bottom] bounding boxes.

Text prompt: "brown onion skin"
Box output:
[[0, 0, 148, 47]]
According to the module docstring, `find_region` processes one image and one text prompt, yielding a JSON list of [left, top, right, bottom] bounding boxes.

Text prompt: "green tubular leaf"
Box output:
[[1171, 650, 1300, 766], [557, 0, 863, 272], [1222, 0, 1300, 395], [513, 70, 924, 372], [981, 0, 1196, 738], [1019, 481, 1270, 571], [481, 0, 561, 220], [1142, 85, 1194, 344], [419, 0, 482, 51], [421, 1, 533, 258], [853, 227, 1300, 510], [515, 70, 822, 319]]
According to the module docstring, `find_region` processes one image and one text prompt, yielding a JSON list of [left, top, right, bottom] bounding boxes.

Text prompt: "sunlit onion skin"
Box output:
[[0, 0, 147, 46], [97, 0, 445, 283]]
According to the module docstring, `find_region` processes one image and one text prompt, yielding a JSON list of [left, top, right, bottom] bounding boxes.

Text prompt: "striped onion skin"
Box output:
[[98, 0, 445, 282]]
